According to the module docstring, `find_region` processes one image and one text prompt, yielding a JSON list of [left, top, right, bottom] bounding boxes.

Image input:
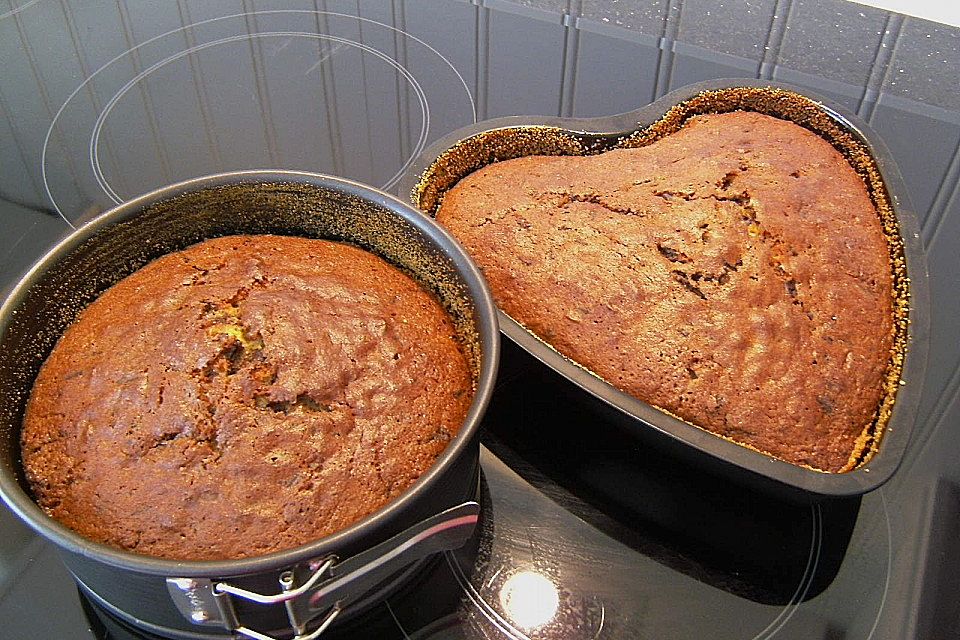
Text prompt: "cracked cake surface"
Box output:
[[436, 110, 893, 472], [21, 234, 473, 560]]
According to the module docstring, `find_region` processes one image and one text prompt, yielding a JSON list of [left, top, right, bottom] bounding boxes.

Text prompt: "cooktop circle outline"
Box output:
[[865, 489, 893, 640], [41, 9, 477, 228], [87, 30, 430, 203], [437, 502, 850, 639], [752, 504, 822, 639], [0, 0, 42, 21]]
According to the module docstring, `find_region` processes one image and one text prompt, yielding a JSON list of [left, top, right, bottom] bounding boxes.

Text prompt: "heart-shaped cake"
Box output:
[[435, 107, 898, 473]]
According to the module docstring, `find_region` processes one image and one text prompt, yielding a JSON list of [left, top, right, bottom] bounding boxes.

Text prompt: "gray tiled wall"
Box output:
[[676, 0, 776, 60], [885, 19, 960, 112]]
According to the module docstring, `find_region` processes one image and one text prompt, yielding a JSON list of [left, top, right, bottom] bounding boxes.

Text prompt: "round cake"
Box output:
[[436, 110, 893, 473], [21, 235, 473, 560]]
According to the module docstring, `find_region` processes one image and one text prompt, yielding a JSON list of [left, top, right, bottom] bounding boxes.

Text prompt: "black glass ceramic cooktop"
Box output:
[[2, 2, 960, 639]]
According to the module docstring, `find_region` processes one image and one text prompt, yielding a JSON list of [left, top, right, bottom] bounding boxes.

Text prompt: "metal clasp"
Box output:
[[214, 556, 336, 605], [166, 501, 480, 640], [215, 556, 340, 640], [168, 557, 340, 640]]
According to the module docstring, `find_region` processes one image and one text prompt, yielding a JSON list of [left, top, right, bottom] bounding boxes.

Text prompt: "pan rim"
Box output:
[[0, 169, 500, 577]]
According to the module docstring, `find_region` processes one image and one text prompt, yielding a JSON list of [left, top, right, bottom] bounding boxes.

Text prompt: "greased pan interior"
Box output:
[[402, 80, 929, 499]]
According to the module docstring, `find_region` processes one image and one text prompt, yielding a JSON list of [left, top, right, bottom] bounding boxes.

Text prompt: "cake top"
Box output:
[[437, 110, 895, 472], [21, 235, 473, 560]]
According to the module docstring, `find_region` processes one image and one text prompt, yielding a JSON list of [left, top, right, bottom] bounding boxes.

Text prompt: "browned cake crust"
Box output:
[[21, 235, 473, 560], [437, 111, 893, 472]]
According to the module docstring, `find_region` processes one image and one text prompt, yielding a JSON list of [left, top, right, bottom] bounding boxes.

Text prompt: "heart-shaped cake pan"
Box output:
[[400, 79, 928, 500]]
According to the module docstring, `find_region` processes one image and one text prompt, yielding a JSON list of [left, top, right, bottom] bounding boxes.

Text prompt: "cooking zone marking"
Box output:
[[0, 0, 43, 21], [41, 10, 476, 228], [87, 31, 429, 202]]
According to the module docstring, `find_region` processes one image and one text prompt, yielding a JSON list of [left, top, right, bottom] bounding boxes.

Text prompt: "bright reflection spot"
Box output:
[[498, 570, 559, 630]]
